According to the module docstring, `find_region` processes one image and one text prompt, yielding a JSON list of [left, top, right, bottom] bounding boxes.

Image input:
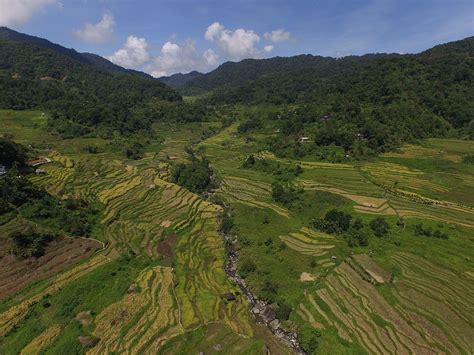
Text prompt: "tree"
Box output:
[[276, 302, 292, 321], [370, 217, 389, 237]]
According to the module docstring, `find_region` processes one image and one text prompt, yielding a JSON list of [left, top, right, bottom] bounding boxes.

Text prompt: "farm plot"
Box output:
[[391, 252, 474, 352], [299, 262, 457, 354], [0, 234, 101, 300], [389, 195, 474, 228], [299, 180, 396, 215], [220, 176, 289, 218], [20, 325, 62, 355], [0, 254, 110, 337], [89, 266, 183, 353], [279, 227, 336, 258]]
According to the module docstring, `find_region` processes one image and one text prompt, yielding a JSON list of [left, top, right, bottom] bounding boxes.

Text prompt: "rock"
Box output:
[[78, 336, 99, 348], [252, 307, 260, 314], [261, 306, 276, 323], [270, 319, 280, 329]]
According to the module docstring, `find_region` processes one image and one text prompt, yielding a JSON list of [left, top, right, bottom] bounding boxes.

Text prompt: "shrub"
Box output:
[[369, 217, 389, 237]]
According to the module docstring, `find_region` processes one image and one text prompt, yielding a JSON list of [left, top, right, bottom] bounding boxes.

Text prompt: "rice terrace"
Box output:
[[0, 9, 474, 355]]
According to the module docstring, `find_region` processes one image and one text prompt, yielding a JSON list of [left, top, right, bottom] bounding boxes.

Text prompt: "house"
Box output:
[[0, 164, 6, 176], [35, 168, 46, 175], [298, 136, 310, 143]]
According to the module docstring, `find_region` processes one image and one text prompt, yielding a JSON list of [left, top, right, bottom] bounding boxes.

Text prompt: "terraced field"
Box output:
[[1, 111, 473, 354], [298, 259, 473, 354], [0, 113, 276, 353], [90, 266, 182, 353], [198, 123, 474, 354]]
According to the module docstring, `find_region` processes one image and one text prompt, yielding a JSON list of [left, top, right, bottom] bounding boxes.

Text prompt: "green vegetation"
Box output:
[[176, 37, 474, 158], [171, 157, 215, 194], [9, 227, 57, 258], [0, 27, 472, 355], [0, 137, 27, 167]]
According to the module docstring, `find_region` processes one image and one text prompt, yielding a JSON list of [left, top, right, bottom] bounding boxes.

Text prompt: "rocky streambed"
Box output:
[[224, 234, 305, 354]]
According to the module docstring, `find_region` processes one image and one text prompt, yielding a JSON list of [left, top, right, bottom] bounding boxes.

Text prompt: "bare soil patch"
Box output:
[[0, 236, 101, 300], [157, 233, 179, 265]]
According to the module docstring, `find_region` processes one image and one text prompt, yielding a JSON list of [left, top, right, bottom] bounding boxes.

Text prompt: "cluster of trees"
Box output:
[[1, 167, 98, 237], [237, 116, 263, 134], [312, 210, 390, 247], [170, 158, 215, 194], [413, 223, 448, 239], [8, 227, 57, 258], [0, 137, 27, 167], [271, 182, 304, 207], [242, 155, 303, 180], [21, 195, 96, 237]]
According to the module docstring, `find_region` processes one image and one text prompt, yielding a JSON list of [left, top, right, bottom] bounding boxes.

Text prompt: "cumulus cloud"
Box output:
[[264, 29, 291, 43], [148, 40, 219, 77], [264, 45, 274, 53], [0, 0, 56, 27], [204, 22, 224, 41], [74, 13, 115, 44], [205, 22, 261, 61], [107, 36, 150, 69]]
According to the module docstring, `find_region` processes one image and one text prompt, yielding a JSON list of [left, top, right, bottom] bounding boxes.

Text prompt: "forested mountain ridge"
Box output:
[[185, 37, 473, 111], [0, 27, 150, 77], [0, 27, 182, 136], [178, 37, 473, 158], [159, 71, 204, 88]]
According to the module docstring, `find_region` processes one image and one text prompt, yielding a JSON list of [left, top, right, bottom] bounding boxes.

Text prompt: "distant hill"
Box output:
[[159, 71, 204, 88], [0, 27, 180, 135], [0, 27, 150, 77], [183, 37, 473, 131]]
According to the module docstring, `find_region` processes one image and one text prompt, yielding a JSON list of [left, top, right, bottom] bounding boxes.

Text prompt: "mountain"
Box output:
[[180, 53, 404, 94], [177, 37, 473, 157], [0, 27, 150, 77], [159, 71, 204, 88], [185, 37, 473, 130], [0, 27, 181, 135]]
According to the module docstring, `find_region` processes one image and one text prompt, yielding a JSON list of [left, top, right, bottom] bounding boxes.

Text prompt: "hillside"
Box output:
[[179, 37, 474, 157], [159, 71, 204, 88], [0, 27, 181, 136]]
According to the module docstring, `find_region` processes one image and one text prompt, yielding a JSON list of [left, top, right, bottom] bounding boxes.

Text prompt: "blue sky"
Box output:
[[1, 0, 473, 76]]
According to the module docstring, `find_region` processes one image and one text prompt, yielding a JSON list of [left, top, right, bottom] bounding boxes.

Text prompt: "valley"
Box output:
[[0, 109, 473, 354]]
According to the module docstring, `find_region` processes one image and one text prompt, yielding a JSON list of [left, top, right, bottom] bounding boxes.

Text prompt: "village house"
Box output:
[[298, 136, 310, 143], [0, 164, 6, 176]]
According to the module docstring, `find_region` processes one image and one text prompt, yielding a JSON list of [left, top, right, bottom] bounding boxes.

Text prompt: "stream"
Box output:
[[223, 233, 306, 354]]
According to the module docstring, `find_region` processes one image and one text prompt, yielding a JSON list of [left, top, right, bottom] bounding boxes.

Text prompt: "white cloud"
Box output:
[[107, 36, 150, 69], [74, 13, 115, 44], [264, 29, 291, 43], [203, 48, 218, 66], [204, 22, 224, 41], [148, 40, 219, 77], [0, 0, 56, 27], [264, 45, 274, 53], [205, 22, 261, 61]]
